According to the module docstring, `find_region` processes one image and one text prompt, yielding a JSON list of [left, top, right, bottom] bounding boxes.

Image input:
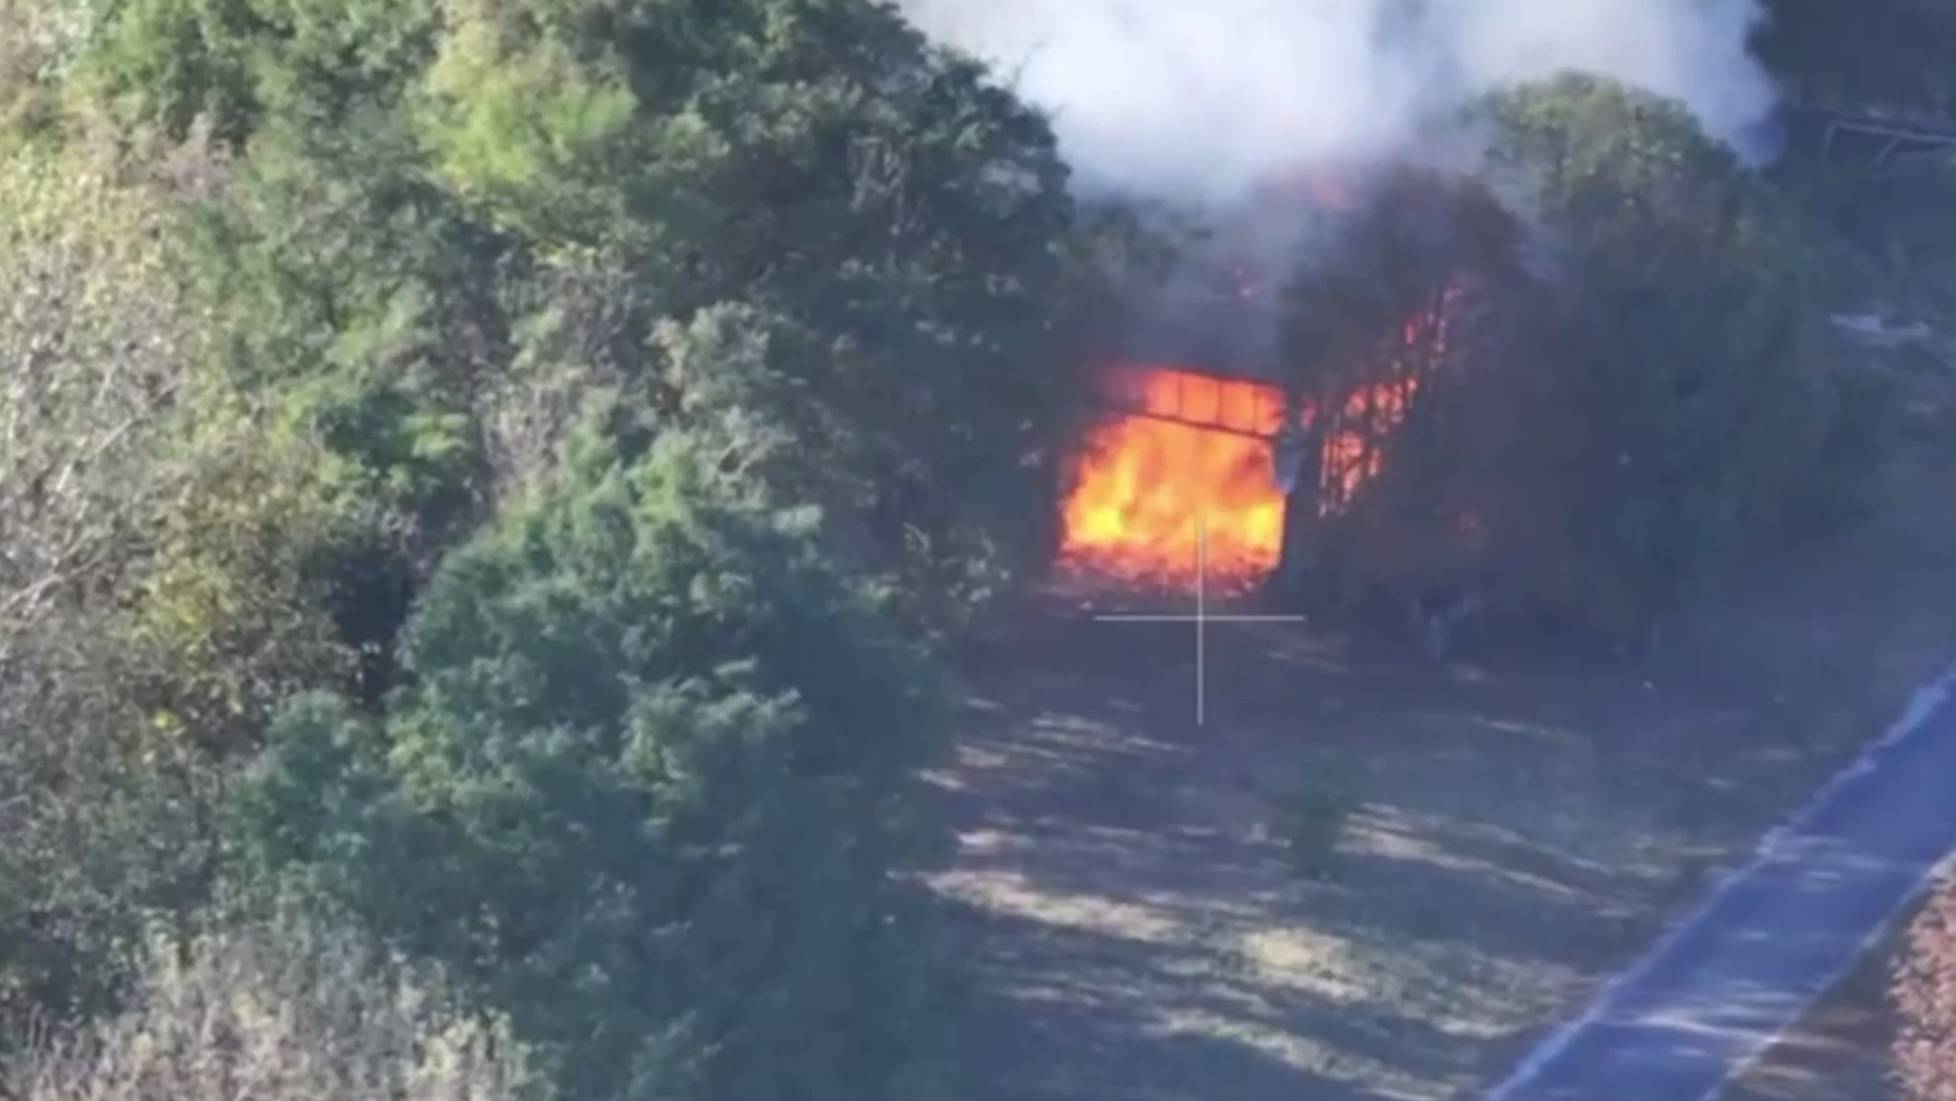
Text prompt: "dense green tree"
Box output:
[[232, 434, 953, 1101], [77, 0, 440, 139], [1482, 75, 1847, 637], [4, 0, 1087, 1069], [1271, 78, 1879, 651], [409, 0, 1087, 617], [62, 0, 1090, 633], [181, 109, 499, 532]]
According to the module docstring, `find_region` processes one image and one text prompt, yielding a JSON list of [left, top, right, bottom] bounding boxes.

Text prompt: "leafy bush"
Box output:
[[1277, 782, 1357, 879], [1276, 78, 1876, 648], [232, 434, 955, 1101], [3, 0, 1094, 1076], [95, 0, 1088, 628], [0, 139, 232, 1036], [5, 904, 549, 1101]]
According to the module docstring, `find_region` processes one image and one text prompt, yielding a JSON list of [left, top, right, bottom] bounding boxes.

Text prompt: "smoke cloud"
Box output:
[[897, 0, 1779, 205]]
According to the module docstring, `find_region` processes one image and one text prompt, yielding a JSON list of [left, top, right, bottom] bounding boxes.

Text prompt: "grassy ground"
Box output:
[[931, 370, 1956, 1099]]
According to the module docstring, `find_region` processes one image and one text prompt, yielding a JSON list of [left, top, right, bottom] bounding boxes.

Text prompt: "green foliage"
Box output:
[[180, 111, 498, 534], [79, 0, 438, 139], [59, 0, 1090, 630], [127, 414, 362, 755], [6, 902, 552, 1101], [409, 0, 1087, 610], [1277, 783, 1355, 880], [0, 669, 219, 1038], [4, 0, 1091, 1072], [0, 1, 88, 136], [0, 138, 226, 1035], [232, 436, 954, 1101], [1270, 78, 1880, 647], [8, 0, 1921, 1089], [420, 5, 655, 249], [1483, 75, 1843, 627], [1792, 362, 1894, 533]]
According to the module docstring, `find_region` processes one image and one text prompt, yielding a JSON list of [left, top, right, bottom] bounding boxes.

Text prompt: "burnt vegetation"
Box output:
[[1, 2, 1953, 1100], [1268, 84, 1860, 660]]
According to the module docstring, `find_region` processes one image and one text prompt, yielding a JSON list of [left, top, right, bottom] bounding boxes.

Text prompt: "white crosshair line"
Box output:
[[1093, 514, 1306, 726]]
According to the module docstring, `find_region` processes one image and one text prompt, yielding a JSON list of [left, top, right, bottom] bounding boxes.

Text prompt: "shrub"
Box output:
[[231, 434, 956, 1101], [5, 904, 548, 1101], [1277, 782, 1357, 879], [1276, 78, 1872, 648]]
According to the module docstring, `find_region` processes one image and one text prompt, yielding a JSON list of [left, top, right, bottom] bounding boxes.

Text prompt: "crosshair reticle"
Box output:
[[1092, 514, 1306, 726]]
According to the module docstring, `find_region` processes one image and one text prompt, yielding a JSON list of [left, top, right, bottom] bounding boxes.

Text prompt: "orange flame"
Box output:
[[1060, 367, 1287, 589], [1059, 363, 1428, 588], [1319, 375, 1419, 514], [1060, 283, 1457, 589]]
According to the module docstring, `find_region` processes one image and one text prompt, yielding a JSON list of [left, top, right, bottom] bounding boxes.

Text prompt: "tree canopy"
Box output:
[[2, 0, 1078, 1081], [233, 436, 952, 1101], [1272, 75, 1873, 648]]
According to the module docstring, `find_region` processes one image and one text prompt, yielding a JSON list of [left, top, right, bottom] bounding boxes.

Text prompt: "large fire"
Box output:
[[1318, 372, 1419, 515], [1060, 263, 1458, 590], [1059, 367, 1288, 589], [1059, 363, 1424, 589]]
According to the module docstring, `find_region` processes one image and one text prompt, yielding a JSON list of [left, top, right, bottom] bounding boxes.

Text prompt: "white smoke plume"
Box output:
[[897, 0, 1779, 205]]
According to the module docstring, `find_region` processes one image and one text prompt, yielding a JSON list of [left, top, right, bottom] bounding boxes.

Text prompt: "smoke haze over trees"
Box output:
[[1270, 77, 1862, 651]]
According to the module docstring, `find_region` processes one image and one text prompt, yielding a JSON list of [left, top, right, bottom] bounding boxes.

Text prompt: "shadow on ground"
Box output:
[[931, 549, 1956, 1101]]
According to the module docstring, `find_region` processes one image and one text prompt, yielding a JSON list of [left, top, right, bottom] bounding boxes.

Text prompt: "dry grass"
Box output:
[[5, 905, 547, 1101], [932, 375, 1956, 1100]]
